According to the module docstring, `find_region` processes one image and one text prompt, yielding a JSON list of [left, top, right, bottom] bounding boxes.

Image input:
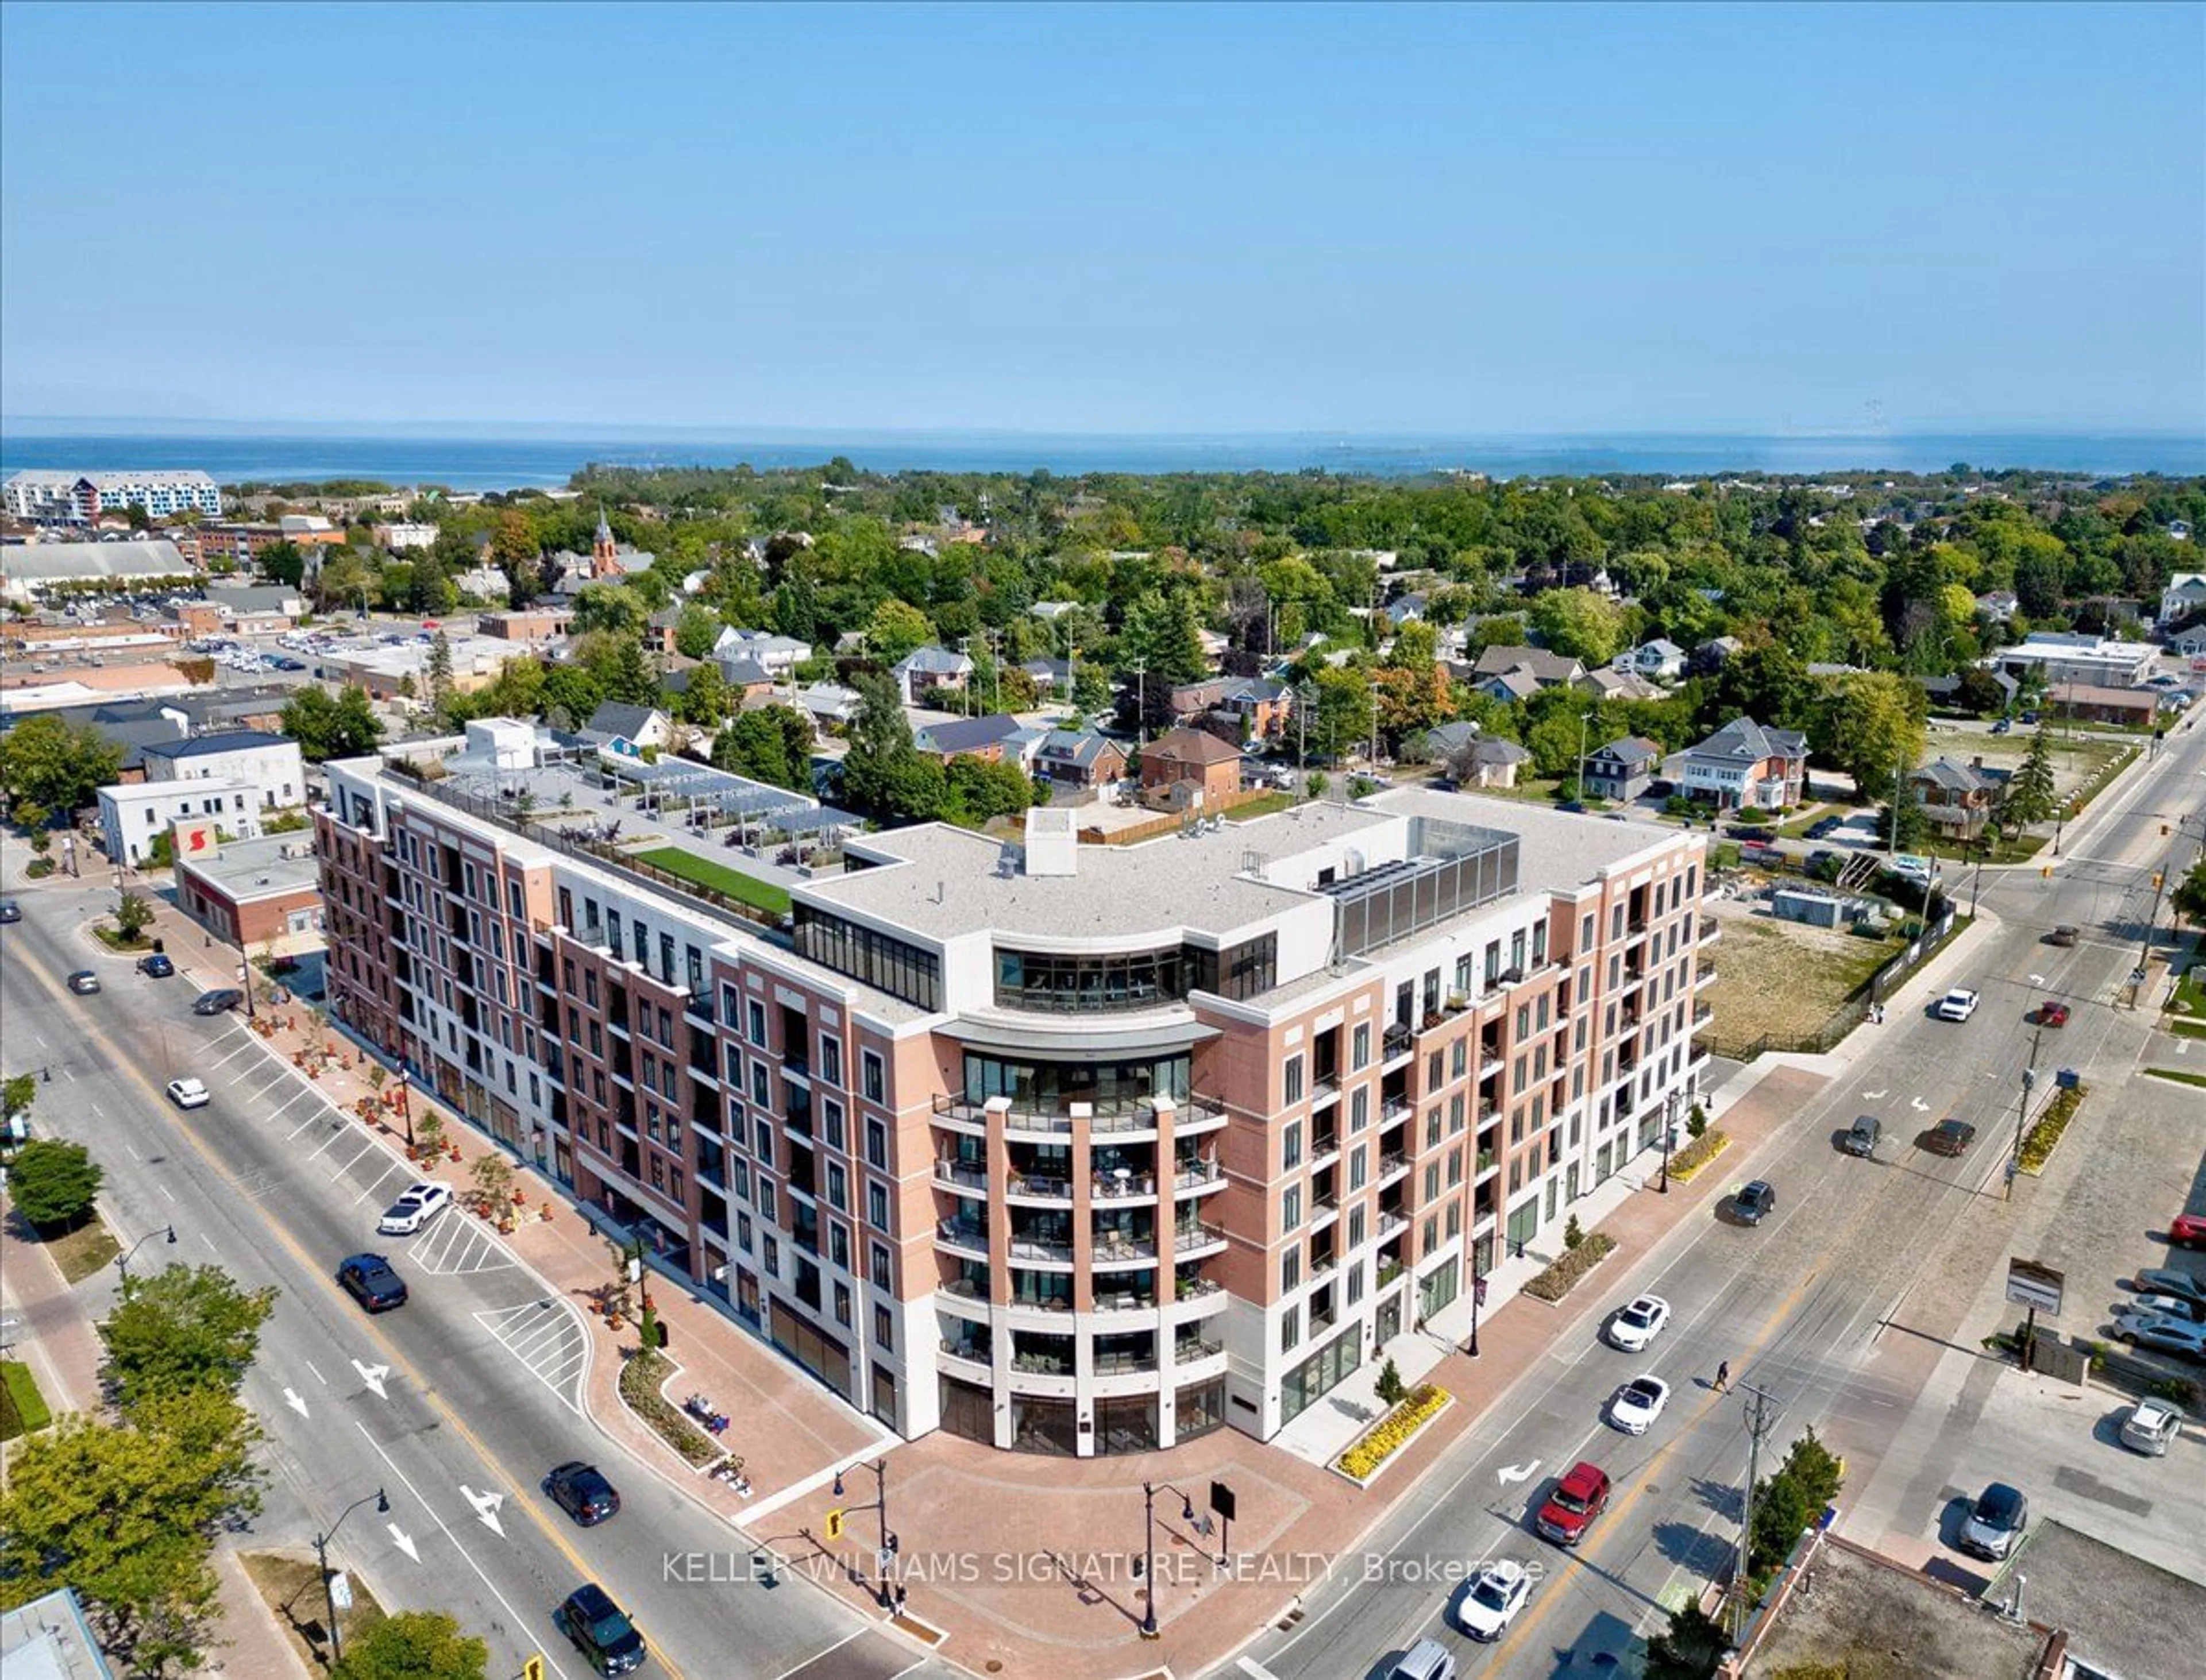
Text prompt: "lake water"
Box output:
[[2, 424, 2199, 491]]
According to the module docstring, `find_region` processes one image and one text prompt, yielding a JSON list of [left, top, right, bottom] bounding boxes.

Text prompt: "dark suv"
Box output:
[[1733, 1180, 1776, 1225], [1839, 1117, 1880, 1158], [337, 1253, 408, 1313], [555, 1583, 646, 1675], [545, 1462, 622, 1527]]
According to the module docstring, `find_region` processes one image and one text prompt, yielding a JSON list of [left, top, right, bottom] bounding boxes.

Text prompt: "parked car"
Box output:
[[554, 1583, 647, 1677], [0, 899, 20, 924], [2128, 1292, 2206, 1324], [1957, 1482, 2030, 1560], [138, 952, 175, 978], [1608, 1376, 1671, 1435], [192, 988, 245, 1015], [1733, 1180, 1777, 1225], [2112, 1311, 2206, 1360], [2045, 925, 2079, 947], [1455, 1560, 1532, 1642], [2118, 1398, 2184, 1457], [1934, 988, 1980, 1022], [1839, 1115, 1882, 1158], [1806, 816, 1845, 839], [2131, 1268, 2206, 1308], [1607, 1295, 1671, 1353], [2036, 1000, 2070, 1027], [66, 970, 101, 995], [1534, 1461, 1611, 1546], [1991, 717, 2012, 735], [376, 1183, 454, 1235], [1922, 1118, 1977, 1157], [2170, 1213, 2206, 1250], [337, 1253, 408, 1314], [544, 1462, 622, 1527], [165, 1077, 210, 1109]]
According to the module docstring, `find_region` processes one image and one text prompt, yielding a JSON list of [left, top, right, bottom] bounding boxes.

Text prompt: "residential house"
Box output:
[[1457, 737, 1530, 789], [1974, 589, 2020, 620], [1578, 667, 1663, 703], [1470, 644, 1584, 693], [1617, 639, 1686, 682], [912, 713, 1025, 764], [1031, 729, 1128, 791], [892, 644, 975, 704], [1173, 675, 1294, 740], [1410, 720, 1480, 763], [2171, 520, 2193, 542], [2159, 574, 2206, 626], [1909, 756, 2005, 839], [1583, 737, 1663, 803], [1918, 669, 2019, 712], [2166, 623, 2206, 659], [453, 565, 510, 603], [712, 628, 812, 678], [1475, 665, 1544, 705], [789, 682, 863, 730], [1691, 635, 1743, 674], [1681, 716, 1808, 811], [206, 584, 304, 632], [583, 702, 674, 754], [1020, 657, 1073, 696], [645, 607, 688, 654], [1137, 726, 1243, 806], [1386, 592, 1429, 627]]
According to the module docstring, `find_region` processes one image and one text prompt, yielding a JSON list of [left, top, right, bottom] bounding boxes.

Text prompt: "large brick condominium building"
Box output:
[[317, 720, 1714, 1456]]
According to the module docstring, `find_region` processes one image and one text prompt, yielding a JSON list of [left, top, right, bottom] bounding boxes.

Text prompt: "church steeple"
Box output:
[[592, 503, 618, 577]]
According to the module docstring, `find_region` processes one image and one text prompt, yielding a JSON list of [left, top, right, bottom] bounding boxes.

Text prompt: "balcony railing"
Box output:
[[1174, 1222, 1227, 1254], [1093, 1172, 1157, 1199], [938, 1339, 992, 1367], [1093, 1233, 1159, 1263], [931, 1092, 1221, 1135], [1095, 1288, 1158, 1313], [1173, 1160, 1225, 1191], [1009, 1172, 1073, 1201], [1382, 1024, 1416, 1060], [936, 1219, 989, 1256], [1695, 963, 1718, 987], [1174, 1335, 1224, 1362], [1012, 1351, 1073, 1376], [935, 1160, 990, 1193], [1093, 1349, 1158, 1375], [1376, 1209, 1409, 1239], [1379, 1150, 1410, 1180], [1009, 1233, 1075, 1264]]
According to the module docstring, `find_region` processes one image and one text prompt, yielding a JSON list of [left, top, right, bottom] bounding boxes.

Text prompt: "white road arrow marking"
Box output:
[[1497, 1459, 1542, 1486], [352, 1360, 391, 1398], [461, 1485, 506, 1536], [387, 1524, 419, 1563], [283, 1388, 310, 1418], [1910, 1097, 1930, 1112], [2027, 974, 2047, 988], [1862, 1090, 1887, 1101]]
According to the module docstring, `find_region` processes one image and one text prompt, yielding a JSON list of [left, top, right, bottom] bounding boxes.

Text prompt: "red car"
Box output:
[[1534, 1461, 1612, 1546], [2036, 1001, 2070, 1027], [2172, 1214, 2206, 1250]]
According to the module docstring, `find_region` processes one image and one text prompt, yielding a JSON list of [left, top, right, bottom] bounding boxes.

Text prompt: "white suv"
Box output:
[[165, 1077, 211, 1110], [377, 1182, 453, 1235], [1934, 988, 1980, 1022]]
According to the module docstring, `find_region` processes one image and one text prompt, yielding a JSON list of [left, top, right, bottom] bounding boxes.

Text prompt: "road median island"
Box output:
[[2018, 1080, 2088, 1174]]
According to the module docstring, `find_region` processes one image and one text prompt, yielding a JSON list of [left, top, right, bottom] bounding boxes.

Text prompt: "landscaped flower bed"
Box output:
[[2019, 1082, 2088, 1173], [1524, 1231, 1617, 1302], [1336, 1384, 1449, 1484], [618, 1348, 724, 1466], [1666, 1129, 1730, 1184]]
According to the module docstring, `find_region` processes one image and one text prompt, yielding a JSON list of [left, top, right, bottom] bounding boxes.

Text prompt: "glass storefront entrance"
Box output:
[[1280, 1326, 1363, 1425]]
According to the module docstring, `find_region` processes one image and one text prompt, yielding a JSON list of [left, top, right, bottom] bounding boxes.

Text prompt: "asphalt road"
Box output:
[[1, 899, 956, 1680], [1239, 723, 2205, 1680]]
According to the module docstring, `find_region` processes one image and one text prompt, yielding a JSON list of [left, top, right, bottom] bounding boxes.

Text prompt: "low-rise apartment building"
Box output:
[[316, 721, 1712, 1455]]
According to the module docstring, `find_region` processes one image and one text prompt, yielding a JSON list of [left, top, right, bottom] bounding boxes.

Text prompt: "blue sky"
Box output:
[[3, 2, 2200, 435]]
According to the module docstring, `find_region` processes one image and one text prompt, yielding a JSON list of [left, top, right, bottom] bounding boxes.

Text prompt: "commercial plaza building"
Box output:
[[317, 720, 1713, 1455]]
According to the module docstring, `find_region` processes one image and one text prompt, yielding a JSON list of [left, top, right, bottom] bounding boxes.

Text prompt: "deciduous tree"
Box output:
[[6, 1138, 102, 1230], [281, 685, 385, 763], [0, 713, 124, 813], [331, 1610, 491, 1680], [103, 1264, 279, 1407], [1529, 586, 1627, 665]]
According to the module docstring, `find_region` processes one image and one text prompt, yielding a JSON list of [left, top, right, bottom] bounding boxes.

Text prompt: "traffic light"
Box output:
[[2041, 865, 2053, 879], [524, 1658, 545, 1680], [824, 1508, 846, 1542], [2153, 872, 2164, 890]]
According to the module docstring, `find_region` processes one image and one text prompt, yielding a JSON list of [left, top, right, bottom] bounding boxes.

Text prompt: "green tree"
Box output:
[[103, 1264, 279, 1406], [331, 1610, 491, 1680], [1811, 673, 1926, 794], [863, 597, 936, 664], [6, 1138, 102, 1230], [2002, 724, 2058, 832], [1529, 586, 1627, 665], [113, 890, 155, 942], [1876, 796, 1929, 852], [0, 713, 125, 813], [1643, 1600, 1727, 1680], [1310, 664, 1376, 759], [714, 706, 795, 790], [1374, 1357, 1407, 1407], [256, 539, 307, 588], [944, 754, 1040, 824], [0, 1387, 263, 1673], [281, 684, 384, 762], [839, 671, 920, 818], [673, 604, 723, 661], [425, 632, 456, 721], [570, 582, 648, 640], [2171, 858, 2206, 930], [1390, 617, 1440, 669], [675, 660, 728, 728]]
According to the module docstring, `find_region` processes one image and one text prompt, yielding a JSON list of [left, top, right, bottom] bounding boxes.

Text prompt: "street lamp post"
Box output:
[[1138, 1480, 1199, 1639], [1466, 1264, 1487, 1358], [1660, 1090, 1680, 1194], [395, 1067, 414, 1152], [832, 1459, 895, 1611], [115, 1223, 176, 1285], [315, 1487, 388, 1664]]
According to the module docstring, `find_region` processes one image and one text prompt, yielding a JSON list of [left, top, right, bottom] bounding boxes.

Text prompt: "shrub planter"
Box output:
[[1523, 1232, 1617, 1303], [1666, 1130, 1730, 1184], [2018, 1082, 2088, 1175], [618, 1348, 725, 1468], [1333, 1384, 1452, 1486]]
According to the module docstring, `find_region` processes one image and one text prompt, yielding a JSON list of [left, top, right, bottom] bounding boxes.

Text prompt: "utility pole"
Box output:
[[1890, 758, 1905, 866], [2004, 1024, 2045, 1200], [1730, 1381, 1781, 1642], [1576, 709, 1592, 803], [1132, 661, 1148, 748]]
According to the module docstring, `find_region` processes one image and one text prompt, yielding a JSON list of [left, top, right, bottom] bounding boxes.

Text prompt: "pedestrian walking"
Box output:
[[1714, 1360, 1730, 1393]]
